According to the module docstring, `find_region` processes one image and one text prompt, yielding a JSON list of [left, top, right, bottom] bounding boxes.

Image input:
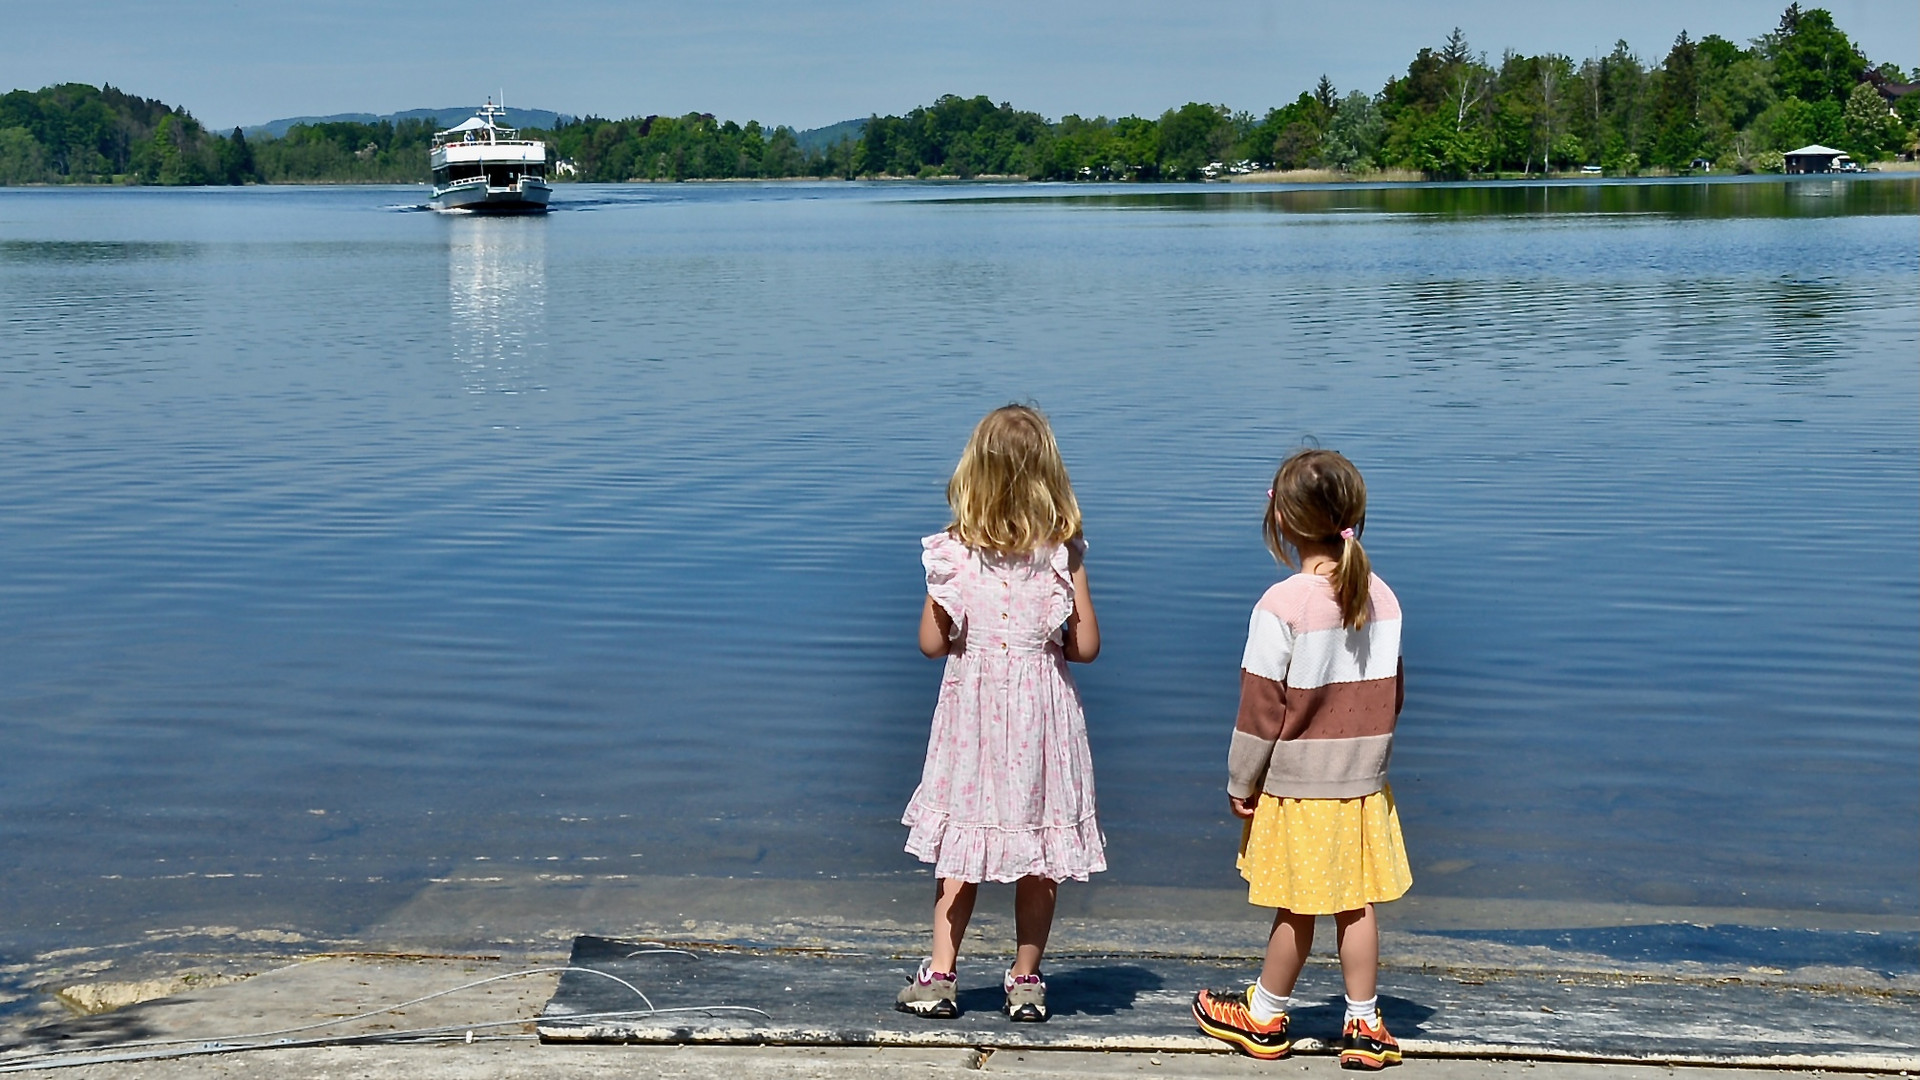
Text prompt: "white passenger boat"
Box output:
[[429, 102, 551, 213]]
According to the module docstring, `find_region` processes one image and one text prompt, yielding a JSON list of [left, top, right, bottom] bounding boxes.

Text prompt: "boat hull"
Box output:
[[430, 178, 552, 214]]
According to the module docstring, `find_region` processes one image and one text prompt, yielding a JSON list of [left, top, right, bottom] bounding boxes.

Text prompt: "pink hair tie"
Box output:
[[1339, 528, 1355, 541]]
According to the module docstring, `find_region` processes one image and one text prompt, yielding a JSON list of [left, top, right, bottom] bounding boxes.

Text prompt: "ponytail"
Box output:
[[1330, 527, 1373, 631]]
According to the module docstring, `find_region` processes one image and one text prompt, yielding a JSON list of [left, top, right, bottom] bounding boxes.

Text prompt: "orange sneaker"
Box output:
[[1339, 1011, 1402, 1069], [1192, 985, 1292, 1060]]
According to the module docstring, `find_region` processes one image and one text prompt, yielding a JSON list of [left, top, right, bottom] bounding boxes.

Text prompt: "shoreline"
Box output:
[[2, 167, 1917, 190]]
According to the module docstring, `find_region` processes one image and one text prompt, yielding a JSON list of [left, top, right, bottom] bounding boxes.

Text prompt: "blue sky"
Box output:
[[8, 0, 1916, 130]]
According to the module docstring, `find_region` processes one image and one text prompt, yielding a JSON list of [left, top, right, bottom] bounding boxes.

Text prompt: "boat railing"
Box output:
[[431, 131, 545, 150]]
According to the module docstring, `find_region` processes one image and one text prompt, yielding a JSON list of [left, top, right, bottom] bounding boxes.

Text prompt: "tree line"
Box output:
[[3, 6, 1915, 186], [0, 83, 449, 185]]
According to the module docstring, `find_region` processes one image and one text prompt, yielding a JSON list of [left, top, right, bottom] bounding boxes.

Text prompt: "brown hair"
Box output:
[[1264, 448, 1373, 630], [947, 404, 1082, 555]]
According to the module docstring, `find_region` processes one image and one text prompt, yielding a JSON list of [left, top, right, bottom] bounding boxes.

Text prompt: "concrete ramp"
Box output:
[[537, 936, 1920, 1070]]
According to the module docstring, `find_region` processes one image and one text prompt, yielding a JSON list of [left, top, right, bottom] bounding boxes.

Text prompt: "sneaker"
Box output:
[[894, 959, 958, 1019], [1002, 969, 1048, 1022], [1339, 1011, 1402, 1070], [1192, 985, 1292, 1060]]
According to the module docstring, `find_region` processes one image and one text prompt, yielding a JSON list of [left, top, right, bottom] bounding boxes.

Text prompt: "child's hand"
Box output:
[[1229, 793, 1260, 819]]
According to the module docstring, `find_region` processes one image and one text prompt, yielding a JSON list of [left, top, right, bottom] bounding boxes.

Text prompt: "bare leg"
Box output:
[[1333, 904, 1378, 1001], [930, 878, 977, 973], [1259, 909, 1317, 996], [1012, 876, 1058, 976]]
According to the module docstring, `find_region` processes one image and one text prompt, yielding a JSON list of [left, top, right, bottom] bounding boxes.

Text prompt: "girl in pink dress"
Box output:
[[896, 404, 1105, 1023]]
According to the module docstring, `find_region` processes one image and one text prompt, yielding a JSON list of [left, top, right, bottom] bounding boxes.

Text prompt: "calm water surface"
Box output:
[[1, 179, 1914, 966]]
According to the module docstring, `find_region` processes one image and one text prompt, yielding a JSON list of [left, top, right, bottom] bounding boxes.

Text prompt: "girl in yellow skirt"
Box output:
[[1193, 449, 1411, 1069]]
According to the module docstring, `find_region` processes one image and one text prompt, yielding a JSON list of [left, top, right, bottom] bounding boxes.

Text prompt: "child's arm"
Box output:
[[1062, 545, 1100, 663], [919, 595, 954, 658]]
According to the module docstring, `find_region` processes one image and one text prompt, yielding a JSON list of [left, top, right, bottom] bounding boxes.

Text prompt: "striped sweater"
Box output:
[[1227, 572, 1404, 801]]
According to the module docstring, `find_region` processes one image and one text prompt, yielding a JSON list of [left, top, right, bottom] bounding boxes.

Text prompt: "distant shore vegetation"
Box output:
[[3, 6, 1916, 188]]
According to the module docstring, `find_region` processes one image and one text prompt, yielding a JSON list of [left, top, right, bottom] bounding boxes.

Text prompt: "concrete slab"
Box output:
[[538, 936, 1920, 1071], [2, 947, 1915, 1078], [0, 955, 557, 1062], [4, 1043, 1917, 1080], [6, 877, 1916, 1077]]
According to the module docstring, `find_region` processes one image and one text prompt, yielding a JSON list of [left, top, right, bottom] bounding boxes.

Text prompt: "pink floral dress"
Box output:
[[901, 532, 1106, 883]]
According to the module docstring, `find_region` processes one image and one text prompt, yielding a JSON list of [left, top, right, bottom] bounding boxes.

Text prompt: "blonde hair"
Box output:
[[947, 404, 1082, 554], [1264, 448, 1373, 630]]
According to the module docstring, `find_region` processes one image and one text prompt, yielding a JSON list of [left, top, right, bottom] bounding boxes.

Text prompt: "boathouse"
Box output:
[[1783, 145, 1850, 173]]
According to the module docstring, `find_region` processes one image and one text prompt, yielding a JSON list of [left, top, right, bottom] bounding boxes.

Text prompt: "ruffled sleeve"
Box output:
[[922, 532, 967, 639], [1045, 536, 1086, 642]]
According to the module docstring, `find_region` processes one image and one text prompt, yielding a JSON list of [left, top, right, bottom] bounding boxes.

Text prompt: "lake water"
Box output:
[[1, 178, 1915, 976]]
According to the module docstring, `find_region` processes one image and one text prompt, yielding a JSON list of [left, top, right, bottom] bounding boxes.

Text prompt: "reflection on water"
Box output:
[[965, 175, 1918, 218], [448, 217, 546, 394], [0, 239, 204, 263]]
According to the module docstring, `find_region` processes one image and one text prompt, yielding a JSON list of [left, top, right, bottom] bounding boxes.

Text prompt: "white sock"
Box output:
[[1249, 980, 1292, 1023], [1345, 994, 1378, 1024]]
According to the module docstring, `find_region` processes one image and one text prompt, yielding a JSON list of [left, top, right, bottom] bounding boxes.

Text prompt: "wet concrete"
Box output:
[[1, 947, 1914, 1077], [7, 1042, 1920, 1080], [4, 875, 1916, 1075], [539, 936, 1920, 1070]]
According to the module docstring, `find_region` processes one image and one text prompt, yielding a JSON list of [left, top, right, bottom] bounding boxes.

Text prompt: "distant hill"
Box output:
[[246, 106, 572, 138], [793, 118, 866, 153], [246, 111, 863, 148]]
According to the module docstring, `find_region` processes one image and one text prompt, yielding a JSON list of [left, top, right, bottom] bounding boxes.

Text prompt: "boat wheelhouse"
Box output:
[[429, 102, 551, 213]]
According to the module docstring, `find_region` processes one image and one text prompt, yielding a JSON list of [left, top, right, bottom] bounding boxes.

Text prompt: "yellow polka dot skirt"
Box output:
[[1237, 783, 1412, 914]]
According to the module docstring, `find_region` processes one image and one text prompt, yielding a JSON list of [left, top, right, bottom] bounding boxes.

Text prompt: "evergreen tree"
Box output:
[[221, 126, 256, 184], [1314, 76, 1337, 113], [1651, 32, 1703, 168]]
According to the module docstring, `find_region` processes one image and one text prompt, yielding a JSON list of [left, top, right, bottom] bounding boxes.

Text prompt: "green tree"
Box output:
[[0, 82, 195, 180], [1808, 98, 1844, 144], [1753, 96, 1817, 149], [842, 95, 1050, 178], [1649, 32, 1703, 168], [1272, 121, 1320, 169], [1894, 92, 1920, 147], [1840, 80, 1895, 159], [219, 126, 256, 184], [131, 113, 213, 184], [1313, 75, 1338, 113], [1597, 42, 1649, 161], [0, 125, 47, 183], [1319, 92, 1384, 170], [1694, 34, 1775, 165], [1156, 102, 1232, 178], [1489, 50, 1570, 173], [760, 125, 805, 177], [1532, 54, 1577, 172], [1398, 107, 1491, 176], [1766, 6, 1864, 104], [1379, 32, 1498, 175], [1237, 92, 1328, 167]]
